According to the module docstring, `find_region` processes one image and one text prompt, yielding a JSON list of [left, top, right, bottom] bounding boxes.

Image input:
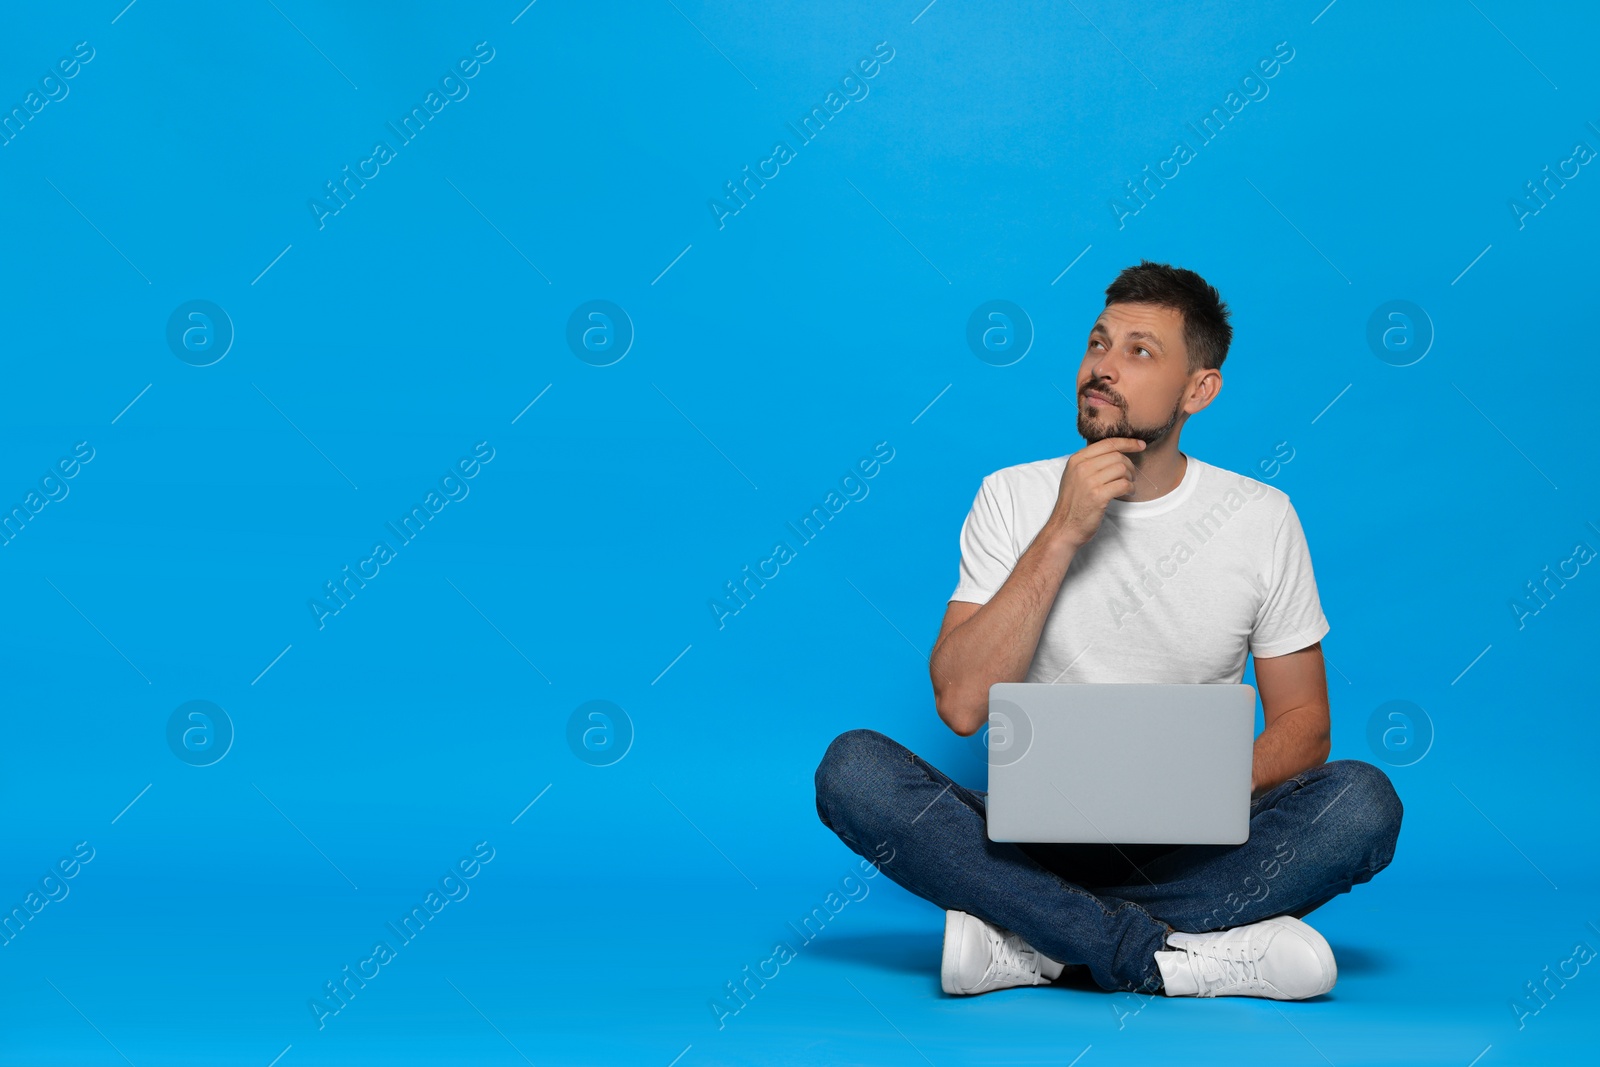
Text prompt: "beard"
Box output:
[[1077, 387, 1187, 448]]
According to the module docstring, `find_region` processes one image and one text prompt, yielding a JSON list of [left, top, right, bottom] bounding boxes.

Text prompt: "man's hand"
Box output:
[[931, 439, 1142, 735], [1046, 437, 1147, 549]]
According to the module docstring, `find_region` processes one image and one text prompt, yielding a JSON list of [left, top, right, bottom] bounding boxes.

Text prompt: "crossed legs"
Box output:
[[814, 728, 1402, 992]]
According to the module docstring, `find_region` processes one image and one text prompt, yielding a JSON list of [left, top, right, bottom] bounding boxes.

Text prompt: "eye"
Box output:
[[1137, 347, 1152, 358]]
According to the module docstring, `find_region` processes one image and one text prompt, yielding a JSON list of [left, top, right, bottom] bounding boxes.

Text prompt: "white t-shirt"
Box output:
[[949, 452, 1329, 683]]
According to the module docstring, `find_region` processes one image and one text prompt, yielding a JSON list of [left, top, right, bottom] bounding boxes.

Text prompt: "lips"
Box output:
[[1084, 390, 1117, 407]]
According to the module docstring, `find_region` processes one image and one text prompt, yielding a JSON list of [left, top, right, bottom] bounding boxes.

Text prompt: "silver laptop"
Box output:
[[985, 682, 1256, 845]]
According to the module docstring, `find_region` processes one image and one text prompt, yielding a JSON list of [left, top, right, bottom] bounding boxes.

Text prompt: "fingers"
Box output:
[[1077, 450, 1140, 488], [1061, 439, 1145, 520], [1067, 438, 1145, 476], [1067, 465, 1131, 507], [1095, 473, 1135, 502], [1083, 437, 1147, 457]]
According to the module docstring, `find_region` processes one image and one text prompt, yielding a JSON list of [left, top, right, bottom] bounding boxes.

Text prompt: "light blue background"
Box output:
[[1, 1, 1596, 1064]]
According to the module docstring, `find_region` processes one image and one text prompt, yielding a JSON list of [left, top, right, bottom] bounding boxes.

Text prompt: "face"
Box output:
[[1076, 302, 1205, 447]]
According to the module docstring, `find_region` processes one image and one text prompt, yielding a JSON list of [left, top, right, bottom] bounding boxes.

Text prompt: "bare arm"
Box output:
[[929, 437, 1146, 736], [929, 528, 1079, 736], [1250, 641, 1331, 797]]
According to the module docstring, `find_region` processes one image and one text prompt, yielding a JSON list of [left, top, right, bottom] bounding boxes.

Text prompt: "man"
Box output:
[[813, 260, 1401, 1002]]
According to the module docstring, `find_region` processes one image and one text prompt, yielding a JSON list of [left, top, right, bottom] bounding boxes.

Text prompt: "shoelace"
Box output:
[[1182, 938, 1266, 994], [985, 929, 1043, 985]]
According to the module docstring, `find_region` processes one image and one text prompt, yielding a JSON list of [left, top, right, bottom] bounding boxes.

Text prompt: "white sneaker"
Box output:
[[1155, 915, 1337, 1000], [940, 910, 1066, 995]]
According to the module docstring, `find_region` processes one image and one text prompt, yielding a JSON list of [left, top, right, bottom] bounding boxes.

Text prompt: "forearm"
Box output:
[[1250, 705, 1331, 797], [930, 522, 1078, 736]]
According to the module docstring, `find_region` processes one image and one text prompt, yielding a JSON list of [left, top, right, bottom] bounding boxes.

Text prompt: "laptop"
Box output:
[[985, 682, 1256, 845]]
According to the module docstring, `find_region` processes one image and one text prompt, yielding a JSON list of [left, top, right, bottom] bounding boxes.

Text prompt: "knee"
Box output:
[[814, 729, 902, 825], [1320, 759, 1403, 870]]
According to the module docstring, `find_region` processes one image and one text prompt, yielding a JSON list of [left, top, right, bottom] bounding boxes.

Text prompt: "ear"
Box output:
[[1186, 369, 1222, 414]]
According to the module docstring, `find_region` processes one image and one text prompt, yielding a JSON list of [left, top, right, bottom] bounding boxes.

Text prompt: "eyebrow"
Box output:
[[1090, 323, 1166, 352]]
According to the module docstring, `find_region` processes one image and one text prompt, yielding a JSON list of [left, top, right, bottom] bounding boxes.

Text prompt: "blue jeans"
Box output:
[[813, 728, 1403, 993]]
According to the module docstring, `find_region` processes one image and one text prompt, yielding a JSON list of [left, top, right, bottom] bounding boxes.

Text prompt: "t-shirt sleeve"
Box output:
[[950, 475, 1017, 605], [1249, 500, 1331, 658]]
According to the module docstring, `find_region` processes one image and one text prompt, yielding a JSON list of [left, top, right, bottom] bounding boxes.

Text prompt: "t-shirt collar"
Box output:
[[1104, 451, 1200, 518]]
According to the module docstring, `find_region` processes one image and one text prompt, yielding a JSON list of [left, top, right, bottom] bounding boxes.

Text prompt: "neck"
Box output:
[[1120, 441, 1186, 502]]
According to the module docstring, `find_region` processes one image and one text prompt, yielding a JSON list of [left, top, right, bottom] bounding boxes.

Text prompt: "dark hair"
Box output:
[[1104, 260, 1232, 373]]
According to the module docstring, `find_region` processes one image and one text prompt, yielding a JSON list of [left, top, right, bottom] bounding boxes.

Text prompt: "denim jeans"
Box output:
[[813, 728, 1402, 993]]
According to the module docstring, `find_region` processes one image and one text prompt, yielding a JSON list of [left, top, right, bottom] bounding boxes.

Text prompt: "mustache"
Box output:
[[1082, 383, 1124, 406]]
